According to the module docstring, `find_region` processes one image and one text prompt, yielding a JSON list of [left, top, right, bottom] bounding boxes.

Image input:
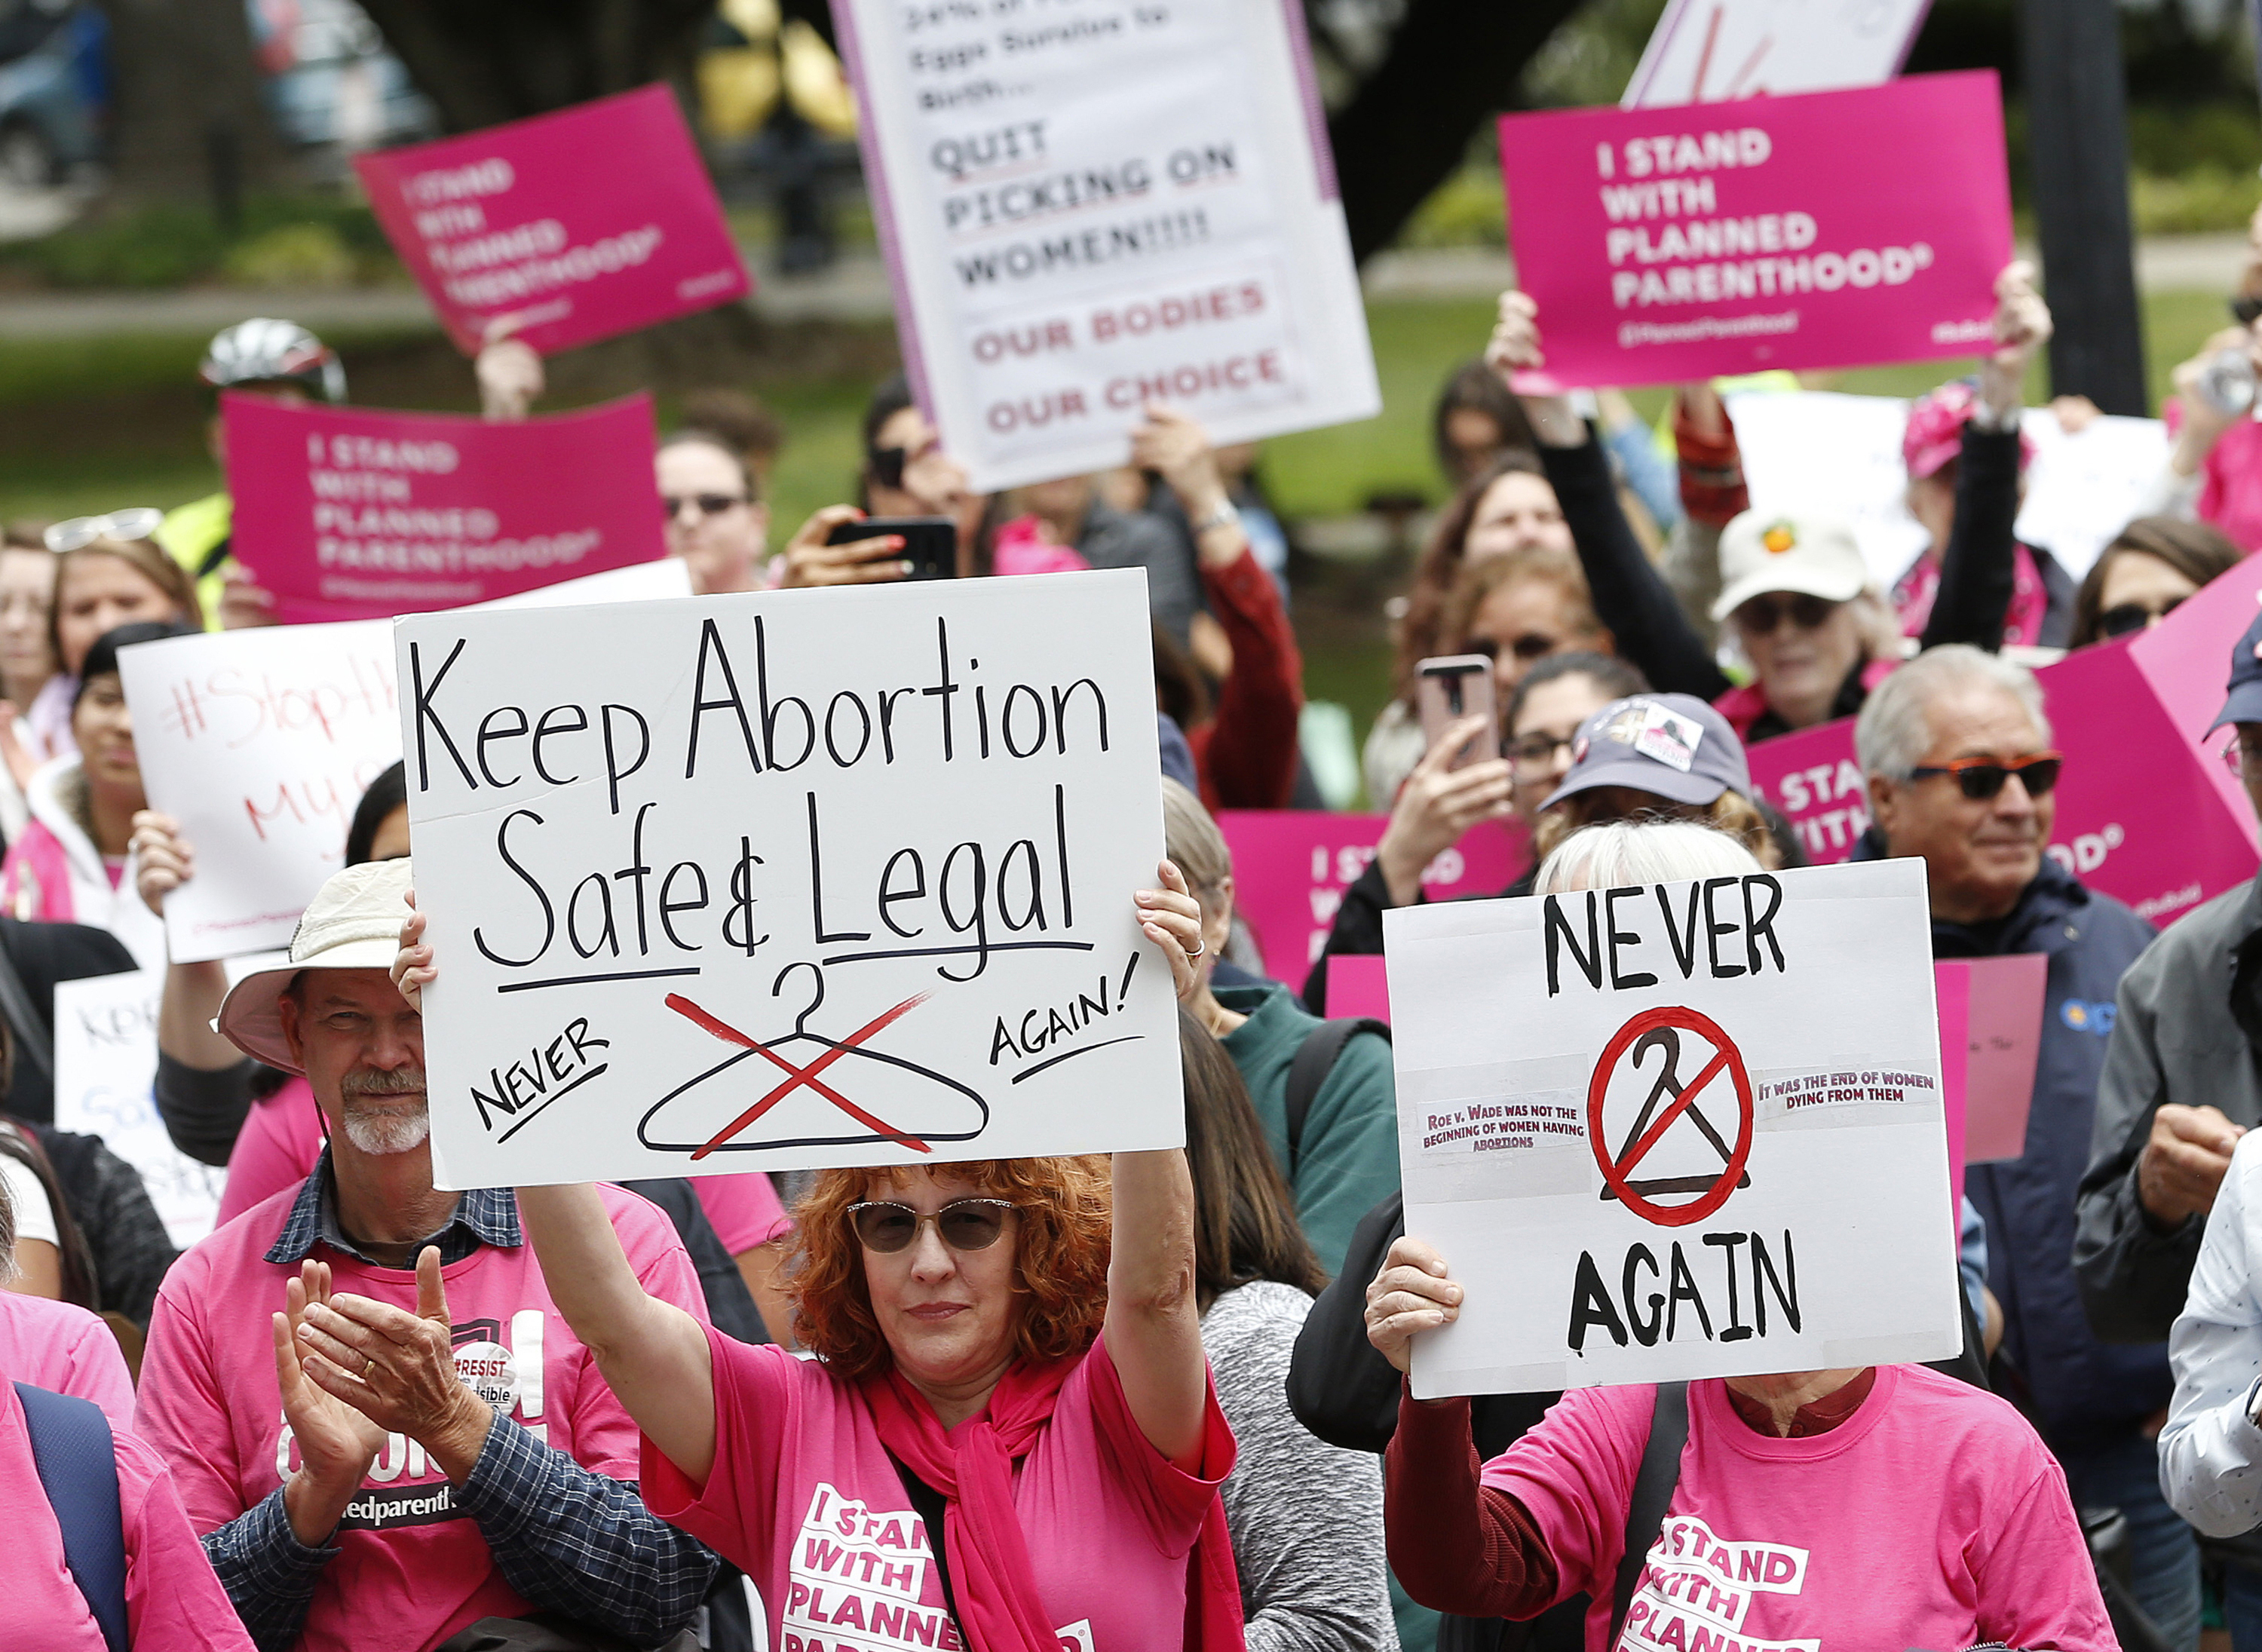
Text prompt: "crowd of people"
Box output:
[[13, 214, 2262, 1652]]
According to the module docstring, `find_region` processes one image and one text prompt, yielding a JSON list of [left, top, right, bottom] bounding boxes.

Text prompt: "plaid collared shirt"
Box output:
[[207, 1153, 716, 1651]]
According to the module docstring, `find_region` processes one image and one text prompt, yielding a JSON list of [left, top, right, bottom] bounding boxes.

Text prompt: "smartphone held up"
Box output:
[[1415, 654, 1500, 770]]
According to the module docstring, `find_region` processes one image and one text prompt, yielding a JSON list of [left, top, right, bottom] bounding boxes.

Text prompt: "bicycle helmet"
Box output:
[[199, 317, 346, 403]]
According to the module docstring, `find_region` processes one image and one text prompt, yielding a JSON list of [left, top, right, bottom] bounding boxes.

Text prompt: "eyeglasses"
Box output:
[[662, 494, 747, 520], [1467, 633, 1560, 665], [1506, 731, 1577, 766], [1908, 751, 2064, 800], [1734, 593, 1838, 635], [2097, 599, 2184, 639], [45, 509, 164, 553], [846, 1197, 1018, 1254]]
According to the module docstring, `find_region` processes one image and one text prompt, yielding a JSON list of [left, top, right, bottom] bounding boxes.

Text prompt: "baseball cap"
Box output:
[[1903, 381, 2036, 481], [2211, 605, 2262, 733], [218, 859, 414, 1073], [1543, 694, 1752, 813], [1711, 510, 1869, 621]]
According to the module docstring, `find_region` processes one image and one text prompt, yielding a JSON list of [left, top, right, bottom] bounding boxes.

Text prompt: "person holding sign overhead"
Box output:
[[1850, 645, 2193, 1648], [390, 864, 1246, 1652], [1481, 265, 2054, 742], [1369, 819, 2112, 1652]]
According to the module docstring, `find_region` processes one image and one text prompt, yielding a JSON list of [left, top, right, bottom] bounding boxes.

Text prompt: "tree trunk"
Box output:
[[1326, 0, 1586, 265], [354, 0, 717, 133], [103, 0, 290, 208]]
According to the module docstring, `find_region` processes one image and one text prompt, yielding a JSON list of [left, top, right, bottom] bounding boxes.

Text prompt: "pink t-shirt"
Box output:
[[135, 1182, 709, 1652], [0, 1289, 134, 1430], [643, 1326, 1234, 1652], [2201, 416, 2262, 554], [1488, 1364, 2113, 1652], [213, 1077, 790, 1249], [0, 1368, 255, 1651]]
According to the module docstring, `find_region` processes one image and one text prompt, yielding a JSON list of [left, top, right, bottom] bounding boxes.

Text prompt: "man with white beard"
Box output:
[[133, 859, 719, 1652]]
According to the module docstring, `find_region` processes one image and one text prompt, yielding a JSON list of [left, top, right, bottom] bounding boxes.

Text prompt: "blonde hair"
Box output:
[[1160, 777, 1232, 896], [1531, 789, 1780, 870], [1536, 819, 1764, 894]]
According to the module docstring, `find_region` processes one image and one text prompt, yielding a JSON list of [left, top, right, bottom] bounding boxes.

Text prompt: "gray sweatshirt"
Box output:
[[1203, 1280, 1399, 1652]]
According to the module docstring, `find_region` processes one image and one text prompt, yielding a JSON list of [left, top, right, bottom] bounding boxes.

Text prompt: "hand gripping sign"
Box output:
[[397, 568, 1185, 1191], [1384, 857, 1960, 1397]]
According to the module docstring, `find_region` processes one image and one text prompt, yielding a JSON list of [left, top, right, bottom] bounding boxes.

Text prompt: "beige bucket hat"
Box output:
[[217, 858, 415, 1074]]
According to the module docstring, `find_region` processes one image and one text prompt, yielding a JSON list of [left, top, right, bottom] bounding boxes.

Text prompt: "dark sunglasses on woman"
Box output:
[[1465, 633, 1559, 664], [2096, 599, 2183, 639], [847, 1197, 1017, 1253], [1736, 592, 1838, 634], [1908, 751, 2064, 800]]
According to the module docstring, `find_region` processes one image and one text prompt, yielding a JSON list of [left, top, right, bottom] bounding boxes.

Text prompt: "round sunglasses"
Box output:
[[846, 1197, 1017, 1254], [1908, 752, 2064, 800]]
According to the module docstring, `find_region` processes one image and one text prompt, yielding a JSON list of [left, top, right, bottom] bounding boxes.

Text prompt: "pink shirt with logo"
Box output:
[[642, 1325, 1234, 1652], [0, 1289, 135, 1430], [134, 1181, 708, 1652], [212, 1077, 791, 1251], [0, 1365, 255, 1651], [1488, 1363, 2112, 1652]]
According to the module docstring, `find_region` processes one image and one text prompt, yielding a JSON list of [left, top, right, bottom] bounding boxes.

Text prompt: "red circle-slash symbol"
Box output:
[[1586, 1005, 1755, 1228]]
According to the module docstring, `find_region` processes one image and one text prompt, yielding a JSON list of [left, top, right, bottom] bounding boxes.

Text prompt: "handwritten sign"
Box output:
[[53, 968, 224, 1249], [225, 391, 668, 624], [831, 0, 1378, 492], [1745, 556, 2262, 924], [120, 562, 694, 963], [1623, 0, 1935, 108], [1726, 389, 2171, 587], [399, 569, 1184, 1190], [1499, 72, 2011, 388], [354, 84, 751, 357], [1217, 812, 1525, 992], [1387, 858, 1959, 1396]]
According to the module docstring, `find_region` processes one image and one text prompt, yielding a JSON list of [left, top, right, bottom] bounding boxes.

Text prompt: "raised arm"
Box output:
[[394, 902, 719, 1482], [1488, 293, 1730, 700], [1120, 861, 1218, 1470]]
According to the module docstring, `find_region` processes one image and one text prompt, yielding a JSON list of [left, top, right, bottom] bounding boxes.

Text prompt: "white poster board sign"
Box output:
[[53, 967, 225, 1249], [830, 0, 1379, 492], [122, 560, 694, 963], [397, 569, 1183, 1191], [1725, 389, 2168, 590], [1623, 0, 1935, 107], [1385, 858, 1960, 1397]]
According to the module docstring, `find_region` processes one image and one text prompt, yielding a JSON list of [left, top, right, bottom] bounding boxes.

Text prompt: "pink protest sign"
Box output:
[[1217, 813, 1525, 993], [1324, 954, 1390, 1024], [1745, 555, 2262, 921], [354, 85, 750, 357], [1937, 954, 2046, 1200], [1497, 71, 2011, 387], [225, 391, 668, 624]]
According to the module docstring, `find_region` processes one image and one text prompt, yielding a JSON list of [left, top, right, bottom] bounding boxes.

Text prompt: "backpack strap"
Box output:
[[15, 1381, 127, 1652], [1283, 1017, 1390, 1175], [1610, 1381, 1690, 1647]]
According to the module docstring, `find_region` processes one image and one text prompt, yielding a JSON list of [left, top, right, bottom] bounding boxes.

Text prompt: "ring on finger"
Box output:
[[363, 1354, 378, 1379], [1185, 939, 1205, 958]]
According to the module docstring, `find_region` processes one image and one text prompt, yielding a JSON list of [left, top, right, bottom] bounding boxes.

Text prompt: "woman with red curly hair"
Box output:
[[397, 865, 1240, 1652]]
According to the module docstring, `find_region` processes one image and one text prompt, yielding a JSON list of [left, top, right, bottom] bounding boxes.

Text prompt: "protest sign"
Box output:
[[1324, 954, 1390, 1023], [830, 0, 1378, 492], [121, 562, 694, 963], [398, 569, 1183, 1190], [1387, 858, 1960, 1396], [354, 85, 750, 357], [1623, 0, 1934, 108], [1726, 388, 2169, 587], [1499, 72, 2011, 388], [1216, 812, 1523, 992], [1744, 555, 2262, 924], [1937, 954, 2044, 1199], [225, 391, 668, 624], [53, 968, 223, 1249]]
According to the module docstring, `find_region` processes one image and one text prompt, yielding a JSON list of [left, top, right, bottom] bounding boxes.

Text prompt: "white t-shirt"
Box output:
[[0, 1151, 60, 1249]]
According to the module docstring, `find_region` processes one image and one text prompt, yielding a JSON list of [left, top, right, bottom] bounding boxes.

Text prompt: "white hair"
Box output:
[[1853, 645, 2052, 782], [1535, 820, 1762, 895]]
